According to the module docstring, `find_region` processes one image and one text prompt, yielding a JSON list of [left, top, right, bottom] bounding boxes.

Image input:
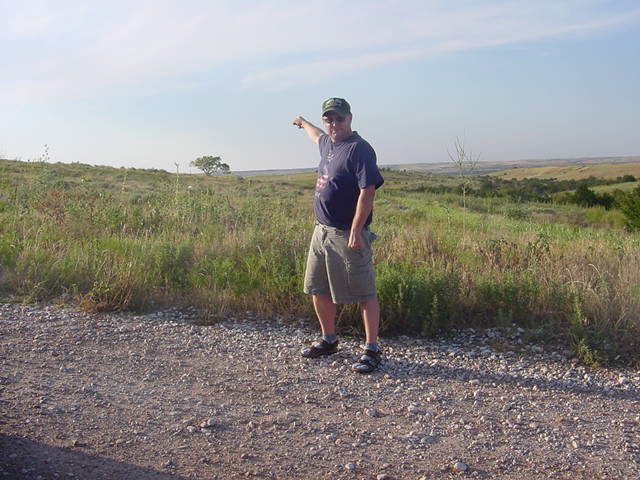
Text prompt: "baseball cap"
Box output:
[[321, 97, 351, 117]]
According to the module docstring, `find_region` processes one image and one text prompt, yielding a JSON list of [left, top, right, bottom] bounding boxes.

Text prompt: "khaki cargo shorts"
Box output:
[[303, 223, 377, 304]]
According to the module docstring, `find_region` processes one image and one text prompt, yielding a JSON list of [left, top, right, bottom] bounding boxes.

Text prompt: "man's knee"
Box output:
[[359, 298, 379, 309]]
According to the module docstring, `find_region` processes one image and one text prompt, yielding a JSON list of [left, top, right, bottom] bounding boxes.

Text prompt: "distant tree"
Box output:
[[573, 184, 598, 207], [598, 192, 615, 210], [619, 186, 640, 231], [190, 156, 230, 175]]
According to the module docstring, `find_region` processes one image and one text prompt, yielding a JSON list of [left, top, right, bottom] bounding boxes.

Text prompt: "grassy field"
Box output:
[[591, 181, 640, 193], [490, 162, 640, 181], [1, 158, 639, 366]]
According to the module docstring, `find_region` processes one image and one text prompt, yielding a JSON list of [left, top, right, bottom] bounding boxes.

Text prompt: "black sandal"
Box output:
[[351, 348, 382, 374], [301, 339, 339, 358]]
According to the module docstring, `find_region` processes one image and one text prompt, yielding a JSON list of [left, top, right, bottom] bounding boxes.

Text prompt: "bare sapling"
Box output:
[[447, 136, 480, 210]]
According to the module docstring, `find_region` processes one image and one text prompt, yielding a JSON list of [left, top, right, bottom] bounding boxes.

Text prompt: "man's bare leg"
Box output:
[[301, 295, 339, 358], [360, 298, 380, 344], [351, 298, 382, 373], [312, 295, 337, 336]]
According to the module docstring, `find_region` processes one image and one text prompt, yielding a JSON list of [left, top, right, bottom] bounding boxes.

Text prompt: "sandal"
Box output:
[[351, 348, 382, 374], [301, 339, 339, 358]]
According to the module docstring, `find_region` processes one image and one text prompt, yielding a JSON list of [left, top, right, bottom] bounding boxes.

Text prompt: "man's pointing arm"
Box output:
[[292, 116, 324, 144]]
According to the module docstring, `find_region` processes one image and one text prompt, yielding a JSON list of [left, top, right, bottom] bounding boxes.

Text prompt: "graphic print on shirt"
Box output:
[[315, 151, 334, 196]]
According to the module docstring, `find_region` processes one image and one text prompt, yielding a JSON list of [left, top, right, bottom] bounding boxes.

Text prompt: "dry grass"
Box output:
[[491, 162, 640, 181]]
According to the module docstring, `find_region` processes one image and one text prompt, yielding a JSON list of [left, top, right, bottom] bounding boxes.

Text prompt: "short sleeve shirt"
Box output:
[[314, 132, 384, 230]]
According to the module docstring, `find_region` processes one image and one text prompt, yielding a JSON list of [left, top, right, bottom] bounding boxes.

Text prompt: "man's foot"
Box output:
[[301, 339, 339, 358], [351, 347, 382, 374]]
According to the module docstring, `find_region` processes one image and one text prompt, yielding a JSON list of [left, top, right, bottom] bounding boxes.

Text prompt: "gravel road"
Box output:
[[1, 302, 639, 479]]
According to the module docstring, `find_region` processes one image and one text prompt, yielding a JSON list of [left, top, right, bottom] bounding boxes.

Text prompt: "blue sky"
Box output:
[[1, 1, 639, 172]]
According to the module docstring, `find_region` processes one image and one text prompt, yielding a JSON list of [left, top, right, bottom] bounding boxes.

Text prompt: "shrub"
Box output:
[[505, 206, 530, 220], [573, 184, 598, 207], [153, 242, 194, 289], [377, 261, 461, 336], [474, 274, 544, 328], [619, 186, 640, 231]]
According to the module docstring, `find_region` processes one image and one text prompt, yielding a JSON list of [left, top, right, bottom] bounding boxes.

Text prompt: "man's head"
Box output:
[[321, 97, 353, 142]]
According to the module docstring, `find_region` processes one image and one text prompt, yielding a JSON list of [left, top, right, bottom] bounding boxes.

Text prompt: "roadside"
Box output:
[[1, 303, 638, 479]]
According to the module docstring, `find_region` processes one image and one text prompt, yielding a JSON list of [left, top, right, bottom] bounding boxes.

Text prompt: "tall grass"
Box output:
[[1, 160, 639, 365]]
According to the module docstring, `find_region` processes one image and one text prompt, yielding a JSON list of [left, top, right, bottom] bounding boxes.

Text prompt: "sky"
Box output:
[[1, 0, 639, 173]]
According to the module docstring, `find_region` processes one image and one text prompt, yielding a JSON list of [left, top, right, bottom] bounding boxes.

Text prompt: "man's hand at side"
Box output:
[[348, 185, 376, 250], [348, 229, 365, 250]]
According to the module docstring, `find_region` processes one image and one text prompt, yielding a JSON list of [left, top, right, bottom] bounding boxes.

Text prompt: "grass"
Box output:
[[1, 158, 639, 366], [591, 181, 640, 193]]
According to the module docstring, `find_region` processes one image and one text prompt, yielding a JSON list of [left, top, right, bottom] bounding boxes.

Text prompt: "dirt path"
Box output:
[[1, 303, 639, 479]]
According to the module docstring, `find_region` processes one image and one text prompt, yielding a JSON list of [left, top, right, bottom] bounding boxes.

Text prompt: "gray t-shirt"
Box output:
[[314, 132, 384, 230]]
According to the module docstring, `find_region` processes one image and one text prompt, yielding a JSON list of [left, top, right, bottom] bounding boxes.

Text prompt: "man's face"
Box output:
[[322, 112, 352, 142]]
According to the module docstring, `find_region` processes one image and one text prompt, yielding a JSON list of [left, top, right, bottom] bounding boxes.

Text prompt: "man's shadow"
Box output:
[[0, 434, 190, 480], [377, 351, 638, 402]]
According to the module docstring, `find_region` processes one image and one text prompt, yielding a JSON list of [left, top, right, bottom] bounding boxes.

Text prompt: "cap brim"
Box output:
[[322, 108, 350, 117]]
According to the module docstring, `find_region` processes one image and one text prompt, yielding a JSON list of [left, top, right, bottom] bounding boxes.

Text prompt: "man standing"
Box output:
[[292, 98, 384, 374]]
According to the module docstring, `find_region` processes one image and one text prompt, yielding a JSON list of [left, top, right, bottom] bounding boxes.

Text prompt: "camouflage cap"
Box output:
[[321, 97, 351, 117]]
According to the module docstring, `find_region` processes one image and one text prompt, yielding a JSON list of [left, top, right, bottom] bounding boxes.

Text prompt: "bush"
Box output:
[[505, 206, 530, 220], [619, 186, 640, 231], [474, 274, 543, 328], [377, 261, 461, 336], [573, 184, 598, 207], [153, 242, 194, 289]]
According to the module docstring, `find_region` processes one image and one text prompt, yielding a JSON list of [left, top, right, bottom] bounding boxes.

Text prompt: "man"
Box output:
[[292, 97, 384, 374]]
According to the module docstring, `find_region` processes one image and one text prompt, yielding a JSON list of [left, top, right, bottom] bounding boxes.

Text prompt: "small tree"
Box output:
[[620, 186, 640, 231], [190, 156, 230, 175], [573, 184, 598, 207], [447, 136, 479, 210]]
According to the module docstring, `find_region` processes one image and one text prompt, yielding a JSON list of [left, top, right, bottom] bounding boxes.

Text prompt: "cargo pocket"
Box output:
[[345, 252, 375, 298]]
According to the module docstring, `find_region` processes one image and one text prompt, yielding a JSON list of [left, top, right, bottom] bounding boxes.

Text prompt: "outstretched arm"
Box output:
[[292, 116, 324, 144]]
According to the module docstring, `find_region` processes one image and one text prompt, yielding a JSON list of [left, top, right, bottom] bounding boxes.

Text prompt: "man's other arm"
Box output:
[[292, 116, 324, 144], [348, 185, 376, 250]]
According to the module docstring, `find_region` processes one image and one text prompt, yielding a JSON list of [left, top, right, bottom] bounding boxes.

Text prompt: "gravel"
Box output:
[[1, 302, 639, 479]]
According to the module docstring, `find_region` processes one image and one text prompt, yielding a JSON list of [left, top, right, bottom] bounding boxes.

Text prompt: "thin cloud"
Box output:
[[242, 3, 640, 90], [1, 0, 639, 102]]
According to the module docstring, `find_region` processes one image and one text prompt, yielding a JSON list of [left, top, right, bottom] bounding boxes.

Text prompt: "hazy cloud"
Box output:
[[1, 0, 639, 101]]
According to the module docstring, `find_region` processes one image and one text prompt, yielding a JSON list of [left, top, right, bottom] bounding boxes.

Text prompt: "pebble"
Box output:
[[453, 461, 468, 472]]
